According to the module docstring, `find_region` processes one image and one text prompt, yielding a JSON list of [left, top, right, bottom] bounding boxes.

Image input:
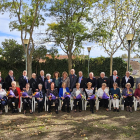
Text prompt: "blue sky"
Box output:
[[0, 8, 136, 58]]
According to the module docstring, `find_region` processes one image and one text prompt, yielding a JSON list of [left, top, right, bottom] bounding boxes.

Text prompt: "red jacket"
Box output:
[[134, 88, 140, 98]]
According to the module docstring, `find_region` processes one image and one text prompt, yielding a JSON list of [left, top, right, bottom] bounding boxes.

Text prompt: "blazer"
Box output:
[[0, 77, 5, 89], [52, 78, 61, 88], [61, 77, 70, 88], [97, 77, 109, 89], [71, 88, 84, 97], [109, 75, 120, 88], [59, 87, 70, 98], [76, 77, 87, 90], [121, 76, 134, 88], [69, 74, 77, 90], [37, 75, 46, 90], [135, 78, 140, 89], [5, 75, 15, 91], [19, 76, 28, 90], [29, 78, 38, 93]]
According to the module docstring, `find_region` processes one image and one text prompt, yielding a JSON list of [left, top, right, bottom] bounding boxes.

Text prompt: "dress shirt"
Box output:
[[113, 75, 117, 82], [125, 76, 129, 83], [41, 76, 44, 82], [75, 89, 80, 96], [10, 76, 14, 81], [79, 76, 83, 83], [63, 88, 66, 96]]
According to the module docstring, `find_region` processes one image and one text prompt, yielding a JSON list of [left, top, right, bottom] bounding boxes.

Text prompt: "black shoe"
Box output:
[[48, 110, 51, 113], [55, 110, 58, 114], [12, 110, 15, 113], [113, 109, 116, 112], [79, 110, 81, 112], [15, 109, 19, 113], [91, 109, 94, 114], [30, 112, 33, 114], [117, 109, 119, 112], [38, 110, 40, 113], [62, 109, 66, 112], [24, 111, 26, 115], [67, 110, 70, 113]]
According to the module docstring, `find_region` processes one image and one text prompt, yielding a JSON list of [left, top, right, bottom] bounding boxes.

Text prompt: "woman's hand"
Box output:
[[56, 97, 58, 99], [92, 87, 94, 90], [16, 96, 19, 99], [137, 96, 139, 100], [37, 98, 40, 100], [129, 95, 132, 97], [123, 96, 126, 98], [99, 96, 102, 99], [73, 96, 76, 99], [61, 97, 64, 100], [88, 97, 90, 100], [110, 95, 112, 99], [23, 88, 26, 91], [30, 96, 32, 99]]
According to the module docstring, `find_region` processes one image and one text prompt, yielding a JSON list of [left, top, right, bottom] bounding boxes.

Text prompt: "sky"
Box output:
[[0, 8, 137, 58]]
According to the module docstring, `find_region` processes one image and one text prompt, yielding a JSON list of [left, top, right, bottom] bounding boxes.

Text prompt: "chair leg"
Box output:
[[32, 98, 34, 112], [82, 100, 84, 110], [5, 105, 8, 113], [109, 100, 112, 110]]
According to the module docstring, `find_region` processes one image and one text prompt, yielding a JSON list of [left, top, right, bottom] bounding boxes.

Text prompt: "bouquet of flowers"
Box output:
[[22, 92, 29, 97], [112, 94, 119, 100], [87, 94, 96, 100], [102, 92, 109, 99], [64, 92, 71, 99], [33, 92, 40, 98], [6, 90, 15, 97], [76, 93, 85, 100], [126, 90, 132, 96], [48, 93, 56, 100]]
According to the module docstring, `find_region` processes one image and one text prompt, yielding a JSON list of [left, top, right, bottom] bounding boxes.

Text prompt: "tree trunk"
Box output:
[[110, 54, 113, 76], [68, 53, 72, 74], [27, 53, 32, 79]]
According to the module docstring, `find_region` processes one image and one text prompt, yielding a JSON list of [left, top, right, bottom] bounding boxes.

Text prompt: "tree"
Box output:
[[45, 0, 97, 73], [121, 54, 128, 59], [0, 0, 48, 78], [47, 47, 59, 59]]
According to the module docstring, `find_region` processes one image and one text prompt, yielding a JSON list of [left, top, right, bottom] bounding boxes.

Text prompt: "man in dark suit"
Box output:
[[29, 73, 38, 93], [109, 70, 120, 88], [121, 71, 134, 89], [69, 69, 77, 92], [19, 70, 28, 91], [0, 71, 5, 89], [76, 71, 87, 91], [37, 70, 46, 90], [97, 72, 109, 89], [5, 70, 15, 91]]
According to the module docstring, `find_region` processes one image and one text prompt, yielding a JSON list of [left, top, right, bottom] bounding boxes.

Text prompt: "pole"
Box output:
[[88, 51, 90, 77], [25, 44, 27, 71], [128, 40, 131, 71]]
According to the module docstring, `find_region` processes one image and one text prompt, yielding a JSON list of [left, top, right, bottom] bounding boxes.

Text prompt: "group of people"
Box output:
[[0, 69, 139, 115]]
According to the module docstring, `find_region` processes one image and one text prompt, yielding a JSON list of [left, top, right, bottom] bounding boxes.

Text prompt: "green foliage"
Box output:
[[47, 47, 59, 59]]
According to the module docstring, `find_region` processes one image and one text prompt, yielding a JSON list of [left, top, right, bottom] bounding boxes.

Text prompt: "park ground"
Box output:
[[0, 107, 140, 140]]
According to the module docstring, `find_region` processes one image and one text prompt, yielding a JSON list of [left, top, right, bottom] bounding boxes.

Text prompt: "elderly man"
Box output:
[[5, 70, 15, 91], [76, 71, 87, 91], [69, 69, 77, 92], [37, 70, 46, 90], [19, 70, 28, 90], [97, 72, 109, 89], [121, 71, 134, 89], [29, 73, 38, 93], [109, 70, 120, 88]]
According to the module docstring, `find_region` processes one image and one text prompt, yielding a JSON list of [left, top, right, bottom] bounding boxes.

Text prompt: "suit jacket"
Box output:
[[5, 75, 15, 91], [121, 76, 134, 88], [76, 77, 87, 90], [37, 75, 46, 90], [29, 78, 38, 93], [59, 87, 70, 98], [97, 77, 109, 89], [109, 75, 120, 88], [71, 88, 84, 97], [136, 77, 140, 89], [69, 74, 77, 90], [19, 76, 28, 90], [0, 77, 5, 89]]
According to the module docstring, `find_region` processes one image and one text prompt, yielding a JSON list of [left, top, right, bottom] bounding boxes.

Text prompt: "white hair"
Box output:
[[89, 72, 94, 76], [38, 84, 42, 87], [113, 70, 117, 73], [9, 70, 13, 73], [40, 70, 44, 73], [79, 71, 83, 74], [23, 70, 27, 73], [46, 73, 51, 78], [71, 69, 75, 72], [11, 81, 16, 85], [126, 71, 130, 74], [100, 72, 105, 75]]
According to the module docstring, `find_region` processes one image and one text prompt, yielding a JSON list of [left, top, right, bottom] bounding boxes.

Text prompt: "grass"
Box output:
[[0, 107, 140, 140]]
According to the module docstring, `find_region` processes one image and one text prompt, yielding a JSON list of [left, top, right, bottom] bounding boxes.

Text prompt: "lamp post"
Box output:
[[87, 47, 91, 77], [23, 39, 29, 71], [126, 34, 134, 71]]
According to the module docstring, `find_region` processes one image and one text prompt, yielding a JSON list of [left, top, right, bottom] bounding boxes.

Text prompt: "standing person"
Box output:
[[45, 74, 52, 90], [135, 77, 140, 89], [61, 71, 70, 89], [69, 69, 77, 92], [19, 70, 28, 91], [109, 70, 120, 89], [5, 70, 15, 91], [121, 71, 134, 89], [86, 72, 97, 94], [37, 70, 46, 90], [0, 71, 5, 89], [52, 71, 61, 92], [29, 73, 38, 93], [97, 72, 109, 89], [76, 71, 87, 91]]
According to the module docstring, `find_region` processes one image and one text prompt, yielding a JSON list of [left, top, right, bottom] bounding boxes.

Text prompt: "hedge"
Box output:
[[0, 57, 127, 80]]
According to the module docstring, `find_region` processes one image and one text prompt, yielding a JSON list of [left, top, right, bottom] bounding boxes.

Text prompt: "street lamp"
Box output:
[[126, 34, 134, 71], [23, 39, 29, 71], [87, 47, 91, 77]]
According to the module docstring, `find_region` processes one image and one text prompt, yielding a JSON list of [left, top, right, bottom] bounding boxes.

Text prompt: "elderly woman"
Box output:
[[36, 84, 45, 113], [85, 82, 95, 113], [61, 71, 70, 89], [71, 83, 84, 112], [45, 73, 52, 90], [122, 83, 133, 112], [47, 82, 59, 114], [97, 83, 109, 111], [134, 83, 140, 106], [0, 84, 7, 114], [7, 81, 21, 113], [22, 83, 33, 114], [52, 71, 61, 92], [109, 83, 120, 112], [59, 82, 70, 113]]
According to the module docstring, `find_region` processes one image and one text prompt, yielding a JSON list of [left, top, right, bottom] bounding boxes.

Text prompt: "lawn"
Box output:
[[0, 108, 140, 140]]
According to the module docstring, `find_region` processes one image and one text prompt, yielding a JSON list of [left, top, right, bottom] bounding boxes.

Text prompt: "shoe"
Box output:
[[48, 110, 51, 113], [79, 110, 81, 112], [91, 109, 94, 114], [130, 107, 132, 113], [30, 112, 33, 114], [55, 110, 58, 114], [67, 110, 70, 113], [113, 109, 116, 112], [38, 110, 40, 113], [24, 111, 26, 115], [15, 109, 18, 113], [74, 110, 77, 112], [126, 107, 129, 112], [12, 109, 15, 113], [117, 109, 119, 112], [0, 111, 2, 115]]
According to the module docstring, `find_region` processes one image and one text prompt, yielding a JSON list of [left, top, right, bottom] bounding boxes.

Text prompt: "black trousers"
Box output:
[[88, 99, 95, 110], [74, 99, 82, 110], [125, 96, 133, 107], [8, 98, 19, 110], [48, 99, 59, 111], [62, 97, 70, 111], [22, 98, 32, 110], [99, 99, 109, 108], [36, 98, 44, 112]]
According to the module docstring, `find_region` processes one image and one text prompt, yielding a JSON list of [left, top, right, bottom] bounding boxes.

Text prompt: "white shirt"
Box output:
[[85, 89, 93, 98], [63, 88, 66, 96], [113, 75, 117, 82], [97, 88, 109, 97], [0, 89, 6, 98], [75, 90, 80, 97], [125, 76, 129, 83]]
